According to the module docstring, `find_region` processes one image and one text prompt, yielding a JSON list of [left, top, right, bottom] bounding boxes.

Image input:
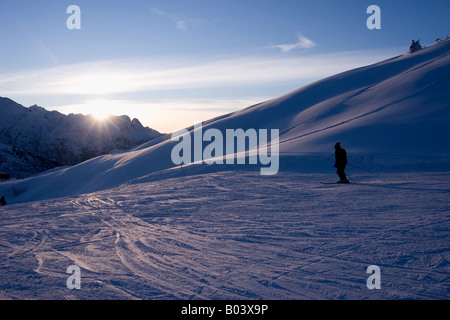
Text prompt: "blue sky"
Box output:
[[1, 0, 449, 132]]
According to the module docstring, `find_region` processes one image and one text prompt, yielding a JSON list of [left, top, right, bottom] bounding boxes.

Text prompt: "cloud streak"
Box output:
[[272, 33, 316, 52], [0, 49, 402, 133], [151, 8, 208, 31], [0, 49, 399, 97]]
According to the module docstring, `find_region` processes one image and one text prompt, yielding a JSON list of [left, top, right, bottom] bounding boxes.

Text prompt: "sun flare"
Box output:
[[84, 100, 115, 120]]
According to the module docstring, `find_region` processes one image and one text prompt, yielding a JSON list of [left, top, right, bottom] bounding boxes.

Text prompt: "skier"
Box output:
[[334, 142, 349, 183], [0, 196, 6, 206]]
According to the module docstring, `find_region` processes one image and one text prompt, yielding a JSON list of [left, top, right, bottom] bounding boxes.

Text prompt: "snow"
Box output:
[[0, 171, 448, 299], [0, 40, 449, 299]]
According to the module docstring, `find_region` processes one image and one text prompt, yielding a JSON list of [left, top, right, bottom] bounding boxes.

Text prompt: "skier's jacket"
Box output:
[[334, 148, 347, 168]]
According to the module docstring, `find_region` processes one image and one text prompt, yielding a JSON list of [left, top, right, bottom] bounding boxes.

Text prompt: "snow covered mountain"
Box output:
[[0, 40, 449, 301], [0, 97, 161, 177], [1, 39, 450, 203]]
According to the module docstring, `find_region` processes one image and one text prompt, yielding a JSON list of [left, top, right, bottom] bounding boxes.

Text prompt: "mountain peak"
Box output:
[[28, 104, 46, 112], [0, 98, 161, 178]]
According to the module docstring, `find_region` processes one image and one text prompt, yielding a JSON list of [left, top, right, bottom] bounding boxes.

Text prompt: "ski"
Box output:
[[320, 181, 357, 184]]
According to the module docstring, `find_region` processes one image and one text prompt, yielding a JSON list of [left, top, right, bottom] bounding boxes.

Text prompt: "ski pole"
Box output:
[[348, 164, 370, 172], [347, 175, 358, 184]]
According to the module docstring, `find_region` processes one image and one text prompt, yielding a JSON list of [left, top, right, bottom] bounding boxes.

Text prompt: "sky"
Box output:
[[0, 0, 449, 133]]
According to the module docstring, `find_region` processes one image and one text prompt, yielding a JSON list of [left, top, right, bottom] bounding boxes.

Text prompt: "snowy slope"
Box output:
[[0, 143, 60, 179], [0, 41, 449, 301], [202, 39, 450, 156], [0, 97, 161, 177], [1, 40, 450, 204], [0, 171, 448, 299]]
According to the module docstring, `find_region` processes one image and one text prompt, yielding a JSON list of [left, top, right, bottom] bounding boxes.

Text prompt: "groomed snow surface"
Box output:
[[1, 170, 449, 300]]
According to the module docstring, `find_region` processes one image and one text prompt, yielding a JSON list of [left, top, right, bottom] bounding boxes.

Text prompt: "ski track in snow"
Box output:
[[0, 171, 449, 300]]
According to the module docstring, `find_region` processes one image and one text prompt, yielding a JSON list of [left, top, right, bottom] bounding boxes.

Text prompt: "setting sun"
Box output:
[[86, 100, 113, 120], [70, 99, 134, 121]]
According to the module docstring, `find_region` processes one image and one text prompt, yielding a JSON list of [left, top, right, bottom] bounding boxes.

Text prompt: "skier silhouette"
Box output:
[[0, 196, 6, 206], [334, 142, 349, 183]]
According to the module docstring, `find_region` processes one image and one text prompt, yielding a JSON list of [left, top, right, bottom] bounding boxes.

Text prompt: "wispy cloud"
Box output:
[[0, 50, 398, 97], [0, 49, 402, 133], [151, 8, 208, 31], [272, 33, 316, 52]]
